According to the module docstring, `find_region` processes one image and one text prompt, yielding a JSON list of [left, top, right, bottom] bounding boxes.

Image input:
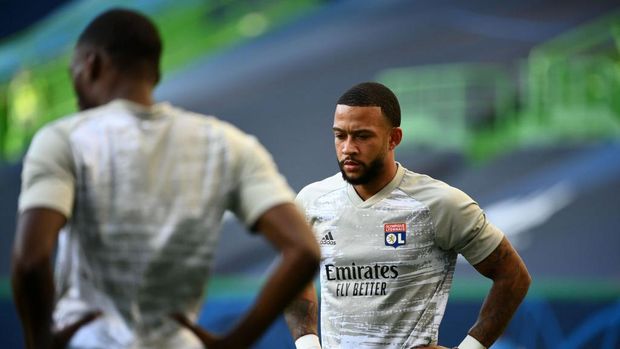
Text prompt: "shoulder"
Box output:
[[161, 104, 265, 160], [164, 103, 235, 129], [176, 105, 257, 144], [38, 102, 132, 138], [296, 173, 345, 208], [400, 170, 478, 218], [399, 168, 474, 210], [28, 112, 85, 156]]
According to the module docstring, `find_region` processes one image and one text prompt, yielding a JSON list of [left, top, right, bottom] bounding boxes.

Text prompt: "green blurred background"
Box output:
[[1, 1, 619, 348]]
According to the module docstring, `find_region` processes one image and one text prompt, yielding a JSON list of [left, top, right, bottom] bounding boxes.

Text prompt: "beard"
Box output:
[[338, 155, 385, 185]]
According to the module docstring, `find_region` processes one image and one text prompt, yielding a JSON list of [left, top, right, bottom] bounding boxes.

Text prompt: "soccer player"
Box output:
[[11, 8, 320, 349], [285, 82, 531, 349]]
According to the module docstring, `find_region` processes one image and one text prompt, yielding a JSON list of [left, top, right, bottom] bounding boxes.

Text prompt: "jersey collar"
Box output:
[[346, 162, 405, 208], [109, 98, 171, 119]]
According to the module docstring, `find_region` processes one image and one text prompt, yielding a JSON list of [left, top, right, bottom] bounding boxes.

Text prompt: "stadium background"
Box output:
[[1, 0, 619, 348]]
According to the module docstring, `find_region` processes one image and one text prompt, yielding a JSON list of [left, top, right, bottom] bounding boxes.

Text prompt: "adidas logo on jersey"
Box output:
[[320, 231, 336, 245]]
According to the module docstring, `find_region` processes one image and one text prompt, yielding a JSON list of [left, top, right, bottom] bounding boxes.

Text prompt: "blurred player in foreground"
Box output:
[[11, 8, 319, 349], [286, 82, 531, 349]]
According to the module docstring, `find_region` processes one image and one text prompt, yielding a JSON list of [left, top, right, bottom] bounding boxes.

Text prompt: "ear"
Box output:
[[388, 127, 403, 150], [82, 50, 103, 82]]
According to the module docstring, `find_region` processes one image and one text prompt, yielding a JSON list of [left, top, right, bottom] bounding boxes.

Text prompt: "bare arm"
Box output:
[[227, 203, 321, 346], [11, 208, 63, 348], [284, 282, 319, 340], [467, 237, 531, 347], [175, 203, 320, 348], [11, 208, 99, 349]]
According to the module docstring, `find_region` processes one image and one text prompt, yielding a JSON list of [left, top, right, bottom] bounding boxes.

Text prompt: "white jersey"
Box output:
[[296, 164, 503, 348], [18, 99, 295, 348]]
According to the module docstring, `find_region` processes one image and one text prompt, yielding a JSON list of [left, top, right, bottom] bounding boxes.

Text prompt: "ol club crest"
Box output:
[[384, 223, 406, 248]]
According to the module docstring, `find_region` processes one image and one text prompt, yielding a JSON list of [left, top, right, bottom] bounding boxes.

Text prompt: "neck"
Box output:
[[99, 79, 155, 107], [353, 160, 398, 201]]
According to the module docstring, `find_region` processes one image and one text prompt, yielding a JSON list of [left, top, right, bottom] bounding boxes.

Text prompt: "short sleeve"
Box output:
[[18, 124, 75, 218], [295, 186, 311, 217], [433, 187, 504, 265], [230, 135, 295, 229]]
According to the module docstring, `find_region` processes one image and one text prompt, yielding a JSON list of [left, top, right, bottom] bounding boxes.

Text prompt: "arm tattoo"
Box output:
[[469, 238, 531, 347], [284, 298, 319, 339]]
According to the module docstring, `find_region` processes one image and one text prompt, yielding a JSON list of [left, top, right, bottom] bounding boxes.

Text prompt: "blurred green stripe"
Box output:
[[1, 276, 618, 302], [0, 0, 324, 161]]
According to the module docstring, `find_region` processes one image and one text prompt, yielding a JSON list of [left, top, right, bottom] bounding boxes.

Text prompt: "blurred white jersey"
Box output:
[[296, 164, 503, 348], [19, 99, 295, 348]]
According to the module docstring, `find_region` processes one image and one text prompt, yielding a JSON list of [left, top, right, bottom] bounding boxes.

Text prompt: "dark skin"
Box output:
[[284, 285, 319, 340], [11, 209, 102, 349], [466, 237, 531, 346], [13, 204, 320, 349], [416, 237, 531, 348], [171, 203, 321, 348], [285, 105, 531, 348], [69, 44, 156, 110], [12, 44, 321, 349]]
